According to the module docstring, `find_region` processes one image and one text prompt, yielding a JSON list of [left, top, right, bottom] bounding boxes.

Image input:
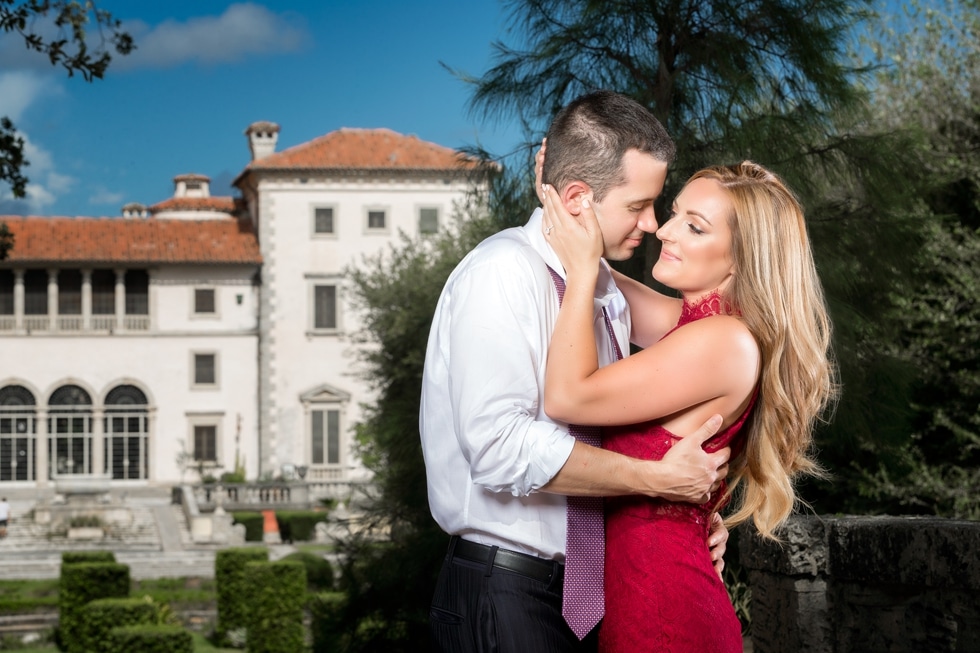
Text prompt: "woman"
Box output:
[[540, 161, 838, 652]]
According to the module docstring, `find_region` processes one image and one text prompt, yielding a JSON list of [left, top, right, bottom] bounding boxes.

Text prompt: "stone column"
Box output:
[[47, 269, 58, 330], [81, 269, 92, 330], [114, 269, 125, 331], [147, 407, 157, 481], [739, 517, 833, 653], [92, 407, 105, 478], [13, 269, 24, 330], [35, 408, 48, 488]]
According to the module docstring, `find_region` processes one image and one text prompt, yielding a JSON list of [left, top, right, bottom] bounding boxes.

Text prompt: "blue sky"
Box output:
[[0, 1, 527, 217]]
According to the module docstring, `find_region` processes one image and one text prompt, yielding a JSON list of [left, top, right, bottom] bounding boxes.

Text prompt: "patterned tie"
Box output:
[[547, 266, 623, 640]]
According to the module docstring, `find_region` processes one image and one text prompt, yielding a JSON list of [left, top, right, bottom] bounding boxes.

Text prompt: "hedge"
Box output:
[[214, 546, 268, 645], [61, 551, 116, 565], [244, 560, 306, 653], [275, 510, 328, 543], [81, 597, 159, 653], [231, 511, 264, 542], [58, 562, 130, 653], [279, 550, 334, 592], [310, 591, 348, 653], [105, 624, 192, 653]]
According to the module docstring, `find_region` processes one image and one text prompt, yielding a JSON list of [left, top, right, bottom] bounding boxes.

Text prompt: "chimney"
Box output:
[[246, 121, 280, 161], [121, 202, 148, 218], [173, 173, 210, 198]]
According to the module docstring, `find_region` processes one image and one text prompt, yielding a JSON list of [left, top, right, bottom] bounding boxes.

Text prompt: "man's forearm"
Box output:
[[542, 440, 711, 501], [542, 415, 728, 503]]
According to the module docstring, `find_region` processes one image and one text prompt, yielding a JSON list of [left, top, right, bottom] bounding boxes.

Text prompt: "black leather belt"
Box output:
[[449, 536, 561, 583]]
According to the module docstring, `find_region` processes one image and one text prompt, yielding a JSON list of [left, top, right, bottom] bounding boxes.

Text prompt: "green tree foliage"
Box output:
[[337, 0, 979, 647], [842, 0, 980, 518], [459, 0, 934, 514], [335, 184, 520, 651], [0, 0, 134, 199]]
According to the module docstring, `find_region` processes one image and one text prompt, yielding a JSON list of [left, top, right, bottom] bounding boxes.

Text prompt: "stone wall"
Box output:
[[740, 515, 980, 653]]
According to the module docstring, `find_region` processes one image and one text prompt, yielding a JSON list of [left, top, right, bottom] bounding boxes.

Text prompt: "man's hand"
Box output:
[[708, 512, 729, 578], [650, 414, 730, 503]]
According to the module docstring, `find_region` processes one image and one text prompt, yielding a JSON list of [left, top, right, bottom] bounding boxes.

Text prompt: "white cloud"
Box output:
[[119, 3, 308, 70], [23, 182, 56, 211], [0, 72, 58, 122], [4, 135, 77, 214]]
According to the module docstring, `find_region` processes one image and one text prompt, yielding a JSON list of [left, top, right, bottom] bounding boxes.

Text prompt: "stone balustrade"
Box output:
[[186, 479, 367, 512], [739, 514, 980, 652]]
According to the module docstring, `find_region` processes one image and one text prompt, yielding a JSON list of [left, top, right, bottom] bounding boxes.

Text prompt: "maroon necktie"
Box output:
[[547, 266, 623, 640]]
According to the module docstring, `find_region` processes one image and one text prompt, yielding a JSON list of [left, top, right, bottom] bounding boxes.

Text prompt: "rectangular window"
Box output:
[[193, 425, 217, 462], [314, 207, 334, 234], [193, 353, 216, 386], [419, 208, 439, 234], [0, 270, 13, 315], [23, 269, 47, 315], [311, 409, 340, 465], [313, 285, 337, 330], [125, 270, 149, 315], [194, 288, 216, 314], [367, 210, 386, 230], [58, 270, 82, 315], [91, 269, 115, 315]]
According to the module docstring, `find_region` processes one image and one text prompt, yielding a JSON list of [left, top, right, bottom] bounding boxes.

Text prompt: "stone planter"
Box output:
[[67, 526, 104, 540]]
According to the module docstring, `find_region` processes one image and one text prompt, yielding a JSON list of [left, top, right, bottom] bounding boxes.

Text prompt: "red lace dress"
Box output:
[[599, 294, 751, 653]]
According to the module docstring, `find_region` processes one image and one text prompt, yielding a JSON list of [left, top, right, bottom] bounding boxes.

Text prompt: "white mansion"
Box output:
[[0, 123, 485, 490]]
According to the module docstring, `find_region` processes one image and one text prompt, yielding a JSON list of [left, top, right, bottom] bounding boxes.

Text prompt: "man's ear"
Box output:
[[560, 181, 592, 215]]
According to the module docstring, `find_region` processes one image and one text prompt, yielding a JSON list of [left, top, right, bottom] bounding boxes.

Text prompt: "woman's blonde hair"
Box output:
[[691, 161, 839, 540]]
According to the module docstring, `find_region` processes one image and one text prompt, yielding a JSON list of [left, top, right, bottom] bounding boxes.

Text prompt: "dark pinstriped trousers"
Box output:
[[429, 542, 600, 652]]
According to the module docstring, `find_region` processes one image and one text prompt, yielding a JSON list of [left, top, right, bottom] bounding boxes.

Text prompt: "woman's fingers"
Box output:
[[534, 138, 547, 205]]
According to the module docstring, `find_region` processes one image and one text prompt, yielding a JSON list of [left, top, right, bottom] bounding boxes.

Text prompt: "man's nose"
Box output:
[[637, 206, 658, 234]]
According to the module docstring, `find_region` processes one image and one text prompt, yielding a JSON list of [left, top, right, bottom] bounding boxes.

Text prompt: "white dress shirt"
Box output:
[[419, 208, 630, 561]]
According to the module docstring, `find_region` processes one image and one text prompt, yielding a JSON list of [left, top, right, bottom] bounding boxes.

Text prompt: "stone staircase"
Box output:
[[0, 490, 223, 580]]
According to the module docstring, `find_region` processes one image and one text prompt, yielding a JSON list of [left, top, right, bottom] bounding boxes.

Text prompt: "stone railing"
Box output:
[[739, 514, 980, 652], [188, 479, 368, 512]]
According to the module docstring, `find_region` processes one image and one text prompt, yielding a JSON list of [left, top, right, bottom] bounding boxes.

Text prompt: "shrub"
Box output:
[[280, 550, 334, 592], [231, 511, 264, 542], [105, 624, 192, 653], [244, 560, 306, 653], [81, 597, 159, 653], [61, 551, 115, 564], [58, 562, 130, 653], [275, 510, 328, 543], [214, 546, 268, 645]]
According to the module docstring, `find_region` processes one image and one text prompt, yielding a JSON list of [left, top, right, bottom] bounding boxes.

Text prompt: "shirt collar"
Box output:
[[524, 208, 622, 311]]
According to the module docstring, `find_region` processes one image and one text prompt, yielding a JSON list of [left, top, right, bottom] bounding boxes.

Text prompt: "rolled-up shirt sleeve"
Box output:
[[446, 243, 574, 496]]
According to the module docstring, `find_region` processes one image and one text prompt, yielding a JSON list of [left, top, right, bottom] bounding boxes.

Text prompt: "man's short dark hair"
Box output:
[[543, 90, 675, 202]]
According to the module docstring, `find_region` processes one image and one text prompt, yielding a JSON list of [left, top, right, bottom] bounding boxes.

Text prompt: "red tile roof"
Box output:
[[0, 216, 262, 265], [244, 128, 484, 172], [148, 196, 240, 214]]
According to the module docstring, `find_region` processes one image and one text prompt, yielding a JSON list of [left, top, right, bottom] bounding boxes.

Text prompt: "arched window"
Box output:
[[0, 385, 37, 481], [48, 384, 93, 476], [104, 385, 149, 480]]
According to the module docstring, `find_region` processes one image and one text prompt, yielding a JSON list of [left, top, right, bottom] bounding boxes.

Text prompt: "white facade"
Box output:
[[0, 125, 484, 489], [241, 175, 474, 480]]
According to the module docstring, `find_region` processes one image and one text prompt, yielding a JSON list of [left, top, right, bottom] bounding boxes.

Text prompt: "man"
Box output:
[[0, 497, 9, 539], [420, 90, 731, 652]]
